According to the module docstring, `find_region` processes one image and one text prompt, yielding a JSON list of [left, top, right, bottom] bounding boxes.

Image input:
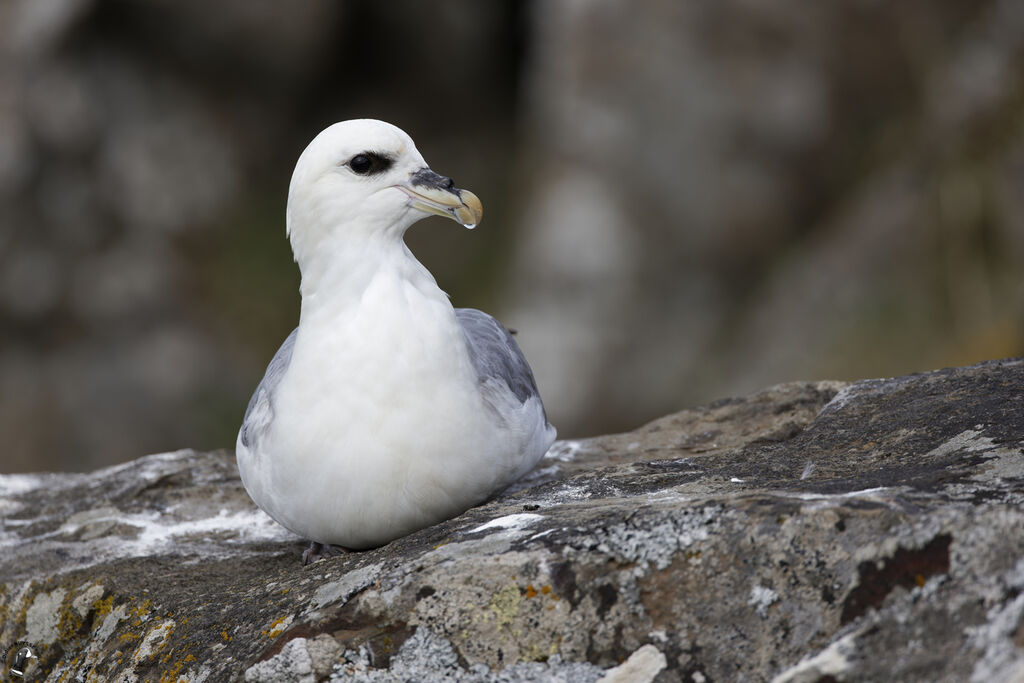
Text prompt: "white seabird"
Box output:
[[236, 119, 555, 563]]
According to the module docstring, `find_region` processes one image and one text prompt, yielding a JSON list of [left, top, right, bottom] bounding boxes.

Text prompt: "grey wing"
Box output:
[[238, 327, 298, 451], [456, 308, 549, 420]]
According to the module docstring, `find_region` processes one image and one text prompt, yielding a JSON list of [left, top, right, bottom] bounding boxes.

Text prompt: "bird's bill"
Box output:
[[396, 169, 483, 229]]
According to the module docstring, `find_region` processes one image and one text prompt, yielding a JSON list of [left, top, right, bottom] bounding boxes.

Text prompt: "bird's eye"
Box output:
[[346, 152, 393, 176], [349, 154, 373, 174]]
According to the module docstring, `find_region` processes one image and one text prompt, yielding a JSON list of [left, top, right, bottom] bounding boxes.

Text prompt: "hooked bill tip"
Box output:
[[456, 189, 483, 228]]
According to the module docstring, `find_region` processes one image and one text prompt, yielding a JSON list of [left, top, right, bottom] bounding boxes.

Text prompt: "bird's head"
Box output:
[[285, 119, 483, 266]]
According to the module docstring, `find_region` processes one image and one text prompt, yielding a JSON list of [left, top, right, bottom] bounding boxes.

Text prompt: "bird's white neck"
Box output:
[[295, 229, 444, 326]]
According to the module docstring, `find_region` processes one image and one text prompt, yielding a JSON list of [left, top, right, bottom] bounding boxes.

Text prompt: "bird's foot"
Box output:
[[302, 541, 350, 565]]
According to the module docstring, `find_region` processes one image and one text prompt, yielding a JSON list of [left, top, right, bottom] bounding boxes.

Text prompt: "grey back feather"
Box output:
[[239, 327, 298, 450], [456, 308, 547, 419]]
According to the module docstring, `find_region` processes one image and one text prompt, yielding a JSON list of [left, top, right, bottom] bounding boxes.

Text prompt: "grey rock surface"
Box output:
[[1, 358, 1023, 682]]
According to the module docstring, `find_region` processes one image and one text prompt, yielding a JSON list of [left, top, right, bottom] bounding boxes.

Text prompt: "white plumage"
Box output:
[[236, 120, 555, 555]]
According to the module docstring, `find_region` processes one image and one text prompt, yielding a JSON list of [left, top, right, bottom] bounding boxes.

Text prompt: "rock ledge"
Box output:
[[2, 359, 1023, 682]]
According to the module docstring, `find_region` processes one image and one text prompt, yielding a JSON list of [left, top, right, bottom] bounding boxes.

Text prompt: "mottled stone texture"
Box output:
[[2, 359, 1023, 681]]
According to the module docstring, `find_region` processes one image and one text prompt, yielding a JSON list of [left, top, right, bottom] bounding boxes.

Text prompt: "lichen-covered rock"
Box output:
[[2, 359, 1023, 682]]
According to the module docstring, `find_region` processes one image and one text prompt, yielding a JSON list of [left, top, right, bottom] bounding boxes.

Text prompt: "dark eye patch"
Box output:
[[347, 152, 394, 176]]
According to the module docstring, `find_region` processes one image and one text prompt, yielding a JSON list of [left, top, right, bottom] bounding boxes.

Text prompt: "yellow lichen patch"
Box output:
[[262, 614, 293, 639], [93, 594, 115, 619], [221, 630, 232, 642], [486, 584, 522, 627], [57, 603, 84, 642], [125, 598, 154, 629], [433, 538, 451, 549], [159, 657, 190, 683], [131, 599, 153, 619], [12, 583, 34, 635], [525, 585, 538, 599]]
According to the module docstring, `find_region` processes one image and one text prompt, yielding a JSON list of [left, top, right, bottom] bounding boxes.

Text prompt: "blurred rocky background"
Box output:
[[1, 0, 1022, 473]]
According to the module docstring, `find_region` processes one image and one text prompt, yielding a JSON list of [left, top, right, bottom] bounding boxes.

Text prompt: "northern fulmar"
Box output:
[[236, 119, 555, 563]]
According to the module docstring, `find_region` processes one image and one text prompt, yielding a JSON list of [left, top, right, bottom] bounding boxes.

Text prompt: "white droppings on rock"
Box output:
[[545, 440, 584, 462], [3, 506, 296, 562], [543, 483, 593, 504], [0, 472, 44, 495], [469, 513, 544, 535], [642, 489, 693, 504], [25, 587, 66, 644], [787, 487, 896, 505], [530, 464, 561, 480], [0, 450, 299, 575], [800, 461, 815, 480], [132, 507, 296, 552], [748, 585, 779, 618]]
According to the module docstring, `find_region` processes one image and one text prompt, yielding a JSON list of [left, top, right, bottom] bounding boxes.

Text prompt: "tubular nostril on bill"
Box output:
[[412, 167, 457, 192]]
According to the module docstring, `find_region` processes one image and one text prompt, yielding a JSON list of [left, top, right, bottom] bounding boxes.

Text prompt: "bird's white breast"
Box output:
[[238, 266, 532, 549]]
